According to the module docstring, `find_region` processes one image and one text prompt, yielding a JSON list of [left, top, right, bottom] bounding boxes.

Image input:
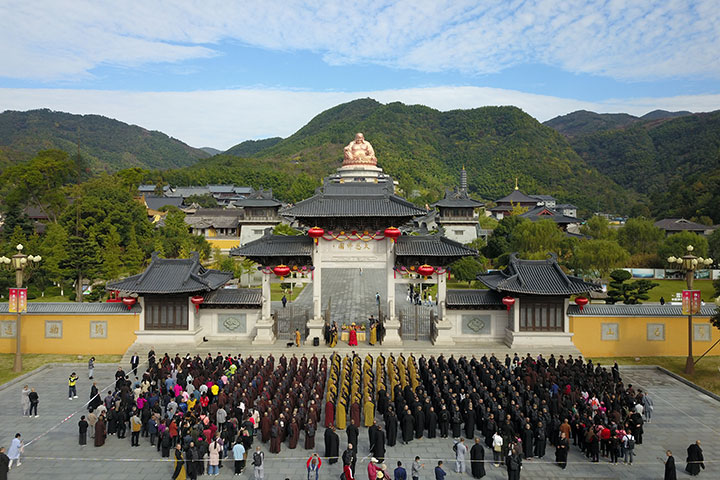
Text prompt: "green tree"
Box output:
[[38, 223, 70, 289], [483, 216, 527, 259], [61, 235, 100, 302], [510, 219, 564, 258], [100, 225, 123, 280], [658, 231, 709, 261], [707, 228, 720, 265], [571, 239, 629, 279], [2, 150, 77, 223], [580, 215, 616, 240], [450, 256, 487, 286], [122, 226, 145, 274], [606, 269, 658, 304], [617, 218, 664, 255], [273, 223, 301, 236]]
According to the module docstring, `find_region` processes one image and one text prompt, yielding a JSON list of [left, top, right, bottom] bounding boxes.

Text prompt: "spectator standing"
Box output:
[[434, 461, 446, 480], [0, 447, 8, 479], [454, 437, 467, 473], [232, 440, 245, 475], [394, 461, 407, 480], [7, 433, 22, 469], [88, 357, 95, 379], [252, 446, 264, 480], [21, 385, 30, 416], [28, 388, 39, 417], [622, 431, 635, 465], [411, 456, 424, 480], [78, 415, 89, 445], [306, 453, 321, 480], [68, 372, 78, 399]]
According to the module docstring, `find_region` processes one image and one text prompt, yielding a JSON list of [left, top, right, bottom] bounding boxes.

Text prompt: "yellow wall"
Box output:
[[570, 314, 719, 357], [208, 238, 241, 250], [0, 313, 138, 355]]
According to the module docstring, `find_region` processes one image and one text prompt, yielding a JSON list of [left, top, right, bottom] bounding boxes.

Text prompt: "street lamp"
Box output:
[[667, 245, 713, 374], [0, 244, 41, 373]]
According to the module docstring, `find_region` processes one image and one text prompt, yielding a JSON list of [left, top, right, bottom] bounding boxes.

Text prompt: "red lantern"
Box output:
[[502, 296, 515, 311], [417, 264, 435, 278], [122, 297, 136, 310], [308, 227, 324, 244], [190, 295, 205, 312], [273, 264, 291, 280], [575, 296, 589, 311], [384, 227, 401, 242]]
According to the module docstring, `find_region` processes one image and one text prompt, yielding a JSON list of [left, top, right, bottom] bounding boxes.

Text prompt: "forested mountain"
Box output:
[[0, 109, 209, 172], [224, 137, 283, 156], [544, 109, 692, 137], [166, 99, 638, 212], [563, 110, 720, 222]]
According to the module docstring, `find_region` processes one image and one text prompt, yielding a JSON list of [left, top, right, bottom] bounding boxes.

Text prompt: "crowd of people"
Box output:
[[5, 349, 712, 480]]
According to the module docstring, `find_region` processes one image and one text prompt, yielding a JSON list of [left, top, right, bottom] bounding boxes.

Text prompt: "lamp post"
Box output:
[[667, 245, 713, 374], [0, 244, 42, 373]]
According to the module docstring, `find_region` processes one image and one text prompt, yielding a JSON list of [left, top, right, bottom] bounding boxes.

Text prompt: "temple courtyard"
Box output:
[[1, 359, 718, 480]]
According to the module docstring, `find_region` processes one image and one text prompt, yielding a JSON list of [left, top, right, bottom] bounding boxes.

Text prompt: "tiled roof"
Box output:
[[0, 302, 140, 314], [396, 235, 477, 257], [494, 189, 539, 205], [106, 252, 232, 294], [530, 194, 556, 202], [654, 218, 714, 232], [202, 288, 262, 306], [231, 234, 313, 258], [446, 289, 503, 307], [234, 189, 282, 208], [520, 206, 579, 223], [144, 196, 184, 211], [433, 188, 485, 208], [478, 253, 601, 296], [284, 181, 425, 218], [184, 209, 242, 229], [568, 303, 718, 316]]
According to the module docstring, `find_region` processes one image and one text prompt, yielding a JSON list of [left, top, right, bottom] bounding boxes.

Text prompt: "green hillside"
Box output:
[[224, 137, 283, 156], [566, 111, 720, 222], [0, 109, 209, 172], [167, 99, 638, 212], [544, 109, 692, 138]]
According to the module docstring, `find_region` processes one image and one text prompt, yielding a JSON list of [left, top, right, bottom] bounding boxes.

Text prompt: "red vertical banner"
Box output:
[[18, 288, 27, 313], [8, 288, 18, 313], [682, 290, 702, 315]]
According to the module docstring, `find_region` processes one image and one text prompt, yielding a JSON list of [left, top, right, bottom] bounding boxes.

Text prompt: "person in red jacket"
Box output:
[[306, 453, 322, 480], [343, 463, 355, 480]]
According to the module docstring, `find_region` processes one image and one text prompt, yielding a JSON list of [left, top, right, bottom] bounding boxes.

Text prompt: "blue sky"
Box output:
[[1, 1, 719, 149]]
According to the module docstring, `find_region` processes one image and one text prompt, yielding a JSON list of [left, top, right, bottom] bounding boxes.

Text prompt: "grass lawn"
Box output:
[[270, 283, 306, 301], [29, 295, 72, 302], [588, 355, 720, 395], [0, 353, 122, 385], [645, 279, 715, 303]]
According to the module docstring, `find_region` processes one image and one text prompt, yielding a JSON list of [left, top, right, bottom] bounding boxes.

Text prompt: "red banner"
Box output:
[[17, 288, 27, 313], [8, 288, 18, 313], [682, 290, 701, 315]]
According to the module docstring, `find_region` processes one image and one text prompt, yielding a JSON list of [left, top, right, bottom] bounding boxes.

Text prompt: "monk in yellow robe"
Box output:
[[336, 402, 347, 430], [364, 400, 375, 427]]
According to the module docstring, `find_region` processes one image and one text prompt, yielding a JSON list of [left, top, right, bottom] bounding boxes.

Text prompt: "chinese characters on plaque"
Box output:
[[7, 288, 27, 313], [682, 290, 701, 315]]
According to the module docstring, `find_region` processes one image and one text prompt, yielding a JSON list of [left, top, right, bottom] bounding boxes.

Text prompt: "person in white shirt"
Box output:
[[492, 432, 503, 467], [622, 432, 635, 465]]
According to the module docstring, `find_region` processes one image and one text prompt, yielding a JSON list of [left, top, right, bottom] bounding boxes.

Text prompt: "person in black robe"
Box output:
[[664, 450, 677, 480], [484, 415, 496, 448], [451, 407, 462, 438], [186, 443, 197, 480], [414, 406, 425, 439], [346, 421, 359, 450], [0, 447, 9, 480], [368, 422, 379, 452], [89, 383, 102, 411], [439, 406, 450, 438], [685, 441, 704, 476], [521, 423, 533, 459], [372, 426, 386, 463], [555, 432, 569, 469], [401, 409, 415, 444], [470, 438, 486, 478], [464, 406, 476, 439], [325, 425, 340, 464], [171, 444, 184, 480], [385, 409, 398, 447], [534, 422, 546, 459], [160, 429, 171, 457], [426, 407, 438, 439]]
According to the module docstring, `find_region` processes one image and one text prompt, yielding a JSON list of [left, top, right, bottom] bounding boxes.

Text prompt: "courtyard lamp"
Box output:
[[667, 245, 713, 374], [0, 244, 42, 372]]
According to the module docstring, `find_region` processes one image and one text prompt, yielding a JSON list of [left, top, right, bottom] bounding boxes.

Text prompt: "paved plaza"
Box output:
[[1, 361, 719, 480]]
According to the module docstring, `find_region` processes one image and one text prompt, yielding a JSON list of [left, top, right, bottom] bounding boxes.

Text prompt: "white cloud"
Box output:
[[1, 86, 718, 149], [0, 0, 718, 81]]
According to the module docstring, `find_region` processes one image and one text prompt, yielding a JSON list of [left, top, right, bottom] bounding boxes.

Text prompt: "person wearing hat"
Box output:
[[368, 457, 379, 480]]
